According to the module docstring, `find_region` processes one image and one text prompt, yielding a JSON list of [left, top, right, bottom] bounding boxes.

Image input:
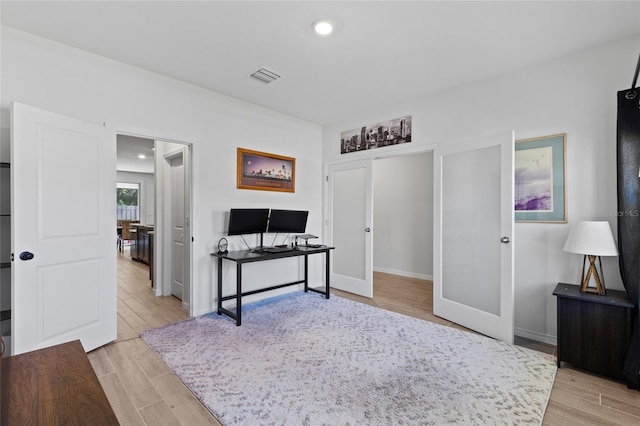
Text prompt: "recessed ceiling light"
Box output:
[[313, 19, 333, 36], [138, 154, 146, 159]]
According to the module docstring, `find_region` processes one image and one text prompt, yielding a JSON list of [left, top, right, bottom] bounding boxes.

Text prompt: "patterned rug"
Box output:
[[141, 292, 556, 425]]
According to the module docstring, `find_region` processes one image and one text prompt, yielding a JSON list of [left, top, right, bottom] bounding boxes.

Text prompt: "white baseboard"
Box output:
[[373, 267, 432, 281], [192, 307, 211, 317], [515, 327, 557, 345]]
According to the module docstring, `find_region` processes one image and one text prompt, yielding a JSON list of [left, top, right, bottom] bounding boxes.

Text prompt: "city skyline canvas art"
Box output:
[[340, 116, 412, 154]]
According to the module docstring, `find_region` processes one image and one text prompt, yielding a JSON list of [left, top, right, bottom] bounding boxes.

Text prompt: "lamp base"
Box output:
[[580, 254, 606, 295]]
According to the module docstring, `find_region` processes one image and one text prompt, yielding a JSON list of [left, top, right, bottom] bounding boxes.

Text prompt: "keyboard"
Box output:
[[261, 246, 295, 253]]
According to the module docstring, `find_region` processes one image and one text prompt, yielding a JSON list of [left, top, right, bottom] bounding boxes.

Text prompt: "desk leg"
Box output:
[[236, 263, 242, 326], [304, 254, 309, 292], [217, 257, 223, 315], [325, 250, 330, 299]]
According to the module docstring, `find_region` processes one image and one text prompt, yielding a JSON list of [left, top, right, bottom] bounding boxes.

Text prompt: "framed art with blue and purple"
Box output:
[[515, 133, 567, 223]]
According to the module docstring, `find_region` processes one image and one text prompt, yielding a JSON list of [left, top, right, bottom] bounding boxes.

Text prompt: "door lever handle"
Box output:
[[19, 251, 35, 261]]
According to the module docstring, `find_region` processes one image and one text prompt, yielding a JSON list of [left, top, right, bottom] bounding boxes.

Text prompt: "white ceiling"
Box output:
[[2, 1, 639, 125], [117, 135, 155, 174]]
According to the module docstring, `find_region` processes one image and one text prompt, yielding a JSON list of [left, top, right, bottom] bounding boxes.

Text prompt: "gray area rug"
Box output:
[[141, 292, 556, 425]]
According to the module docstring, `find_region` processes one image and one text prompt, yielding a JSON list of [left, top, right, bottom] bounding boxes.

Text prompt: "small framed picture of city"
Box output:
[[340, 116, 412, 154], [237, 148, 295, 193], [515, 133, 567, 223]]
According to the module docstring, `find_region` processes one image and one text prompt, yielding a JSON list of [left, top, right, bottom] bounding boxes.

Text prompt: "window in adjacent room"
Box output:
[[116, 182, 140, 220]]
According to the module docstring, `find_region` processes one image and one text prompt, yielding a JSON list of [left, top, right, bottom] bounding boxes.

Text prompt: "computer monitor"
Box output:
[[268, 209, 309, 234], [227, 208, 270, 236]]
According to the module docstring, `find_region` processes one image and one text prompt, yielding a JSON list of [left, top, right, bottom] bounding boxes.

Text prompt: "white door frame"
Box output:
[[323, 144, 437, 297], [110, 124, 194, 317], [324, 138, 514, 342]]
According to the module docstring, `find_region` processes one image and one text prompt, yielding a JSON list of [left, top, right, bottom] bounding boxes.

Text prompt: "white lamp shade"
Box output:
[[563, 221, 618, 256]]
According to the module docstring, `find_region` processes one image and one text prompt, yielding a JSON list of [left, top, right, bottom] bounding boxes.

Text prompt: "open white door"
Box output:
[[165, 148, 187, 304], [155, 142, 192, 314], [433, 131, 514, 343], [11, 102, 117, 354], [327, 160, 373, 298]]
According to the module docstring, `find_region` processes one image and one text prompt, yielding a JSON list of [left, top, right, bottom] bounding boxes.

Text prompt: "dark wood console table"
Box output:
[[211, 246, 334, 326], [553, 283, 634, 381], [1, 340, 118, 425]]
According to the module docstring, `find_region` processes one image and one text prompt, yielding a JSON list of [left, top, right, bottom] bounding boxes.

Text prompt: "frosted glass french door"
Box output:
[[434, 131, 514, 343], [328, 160, 373, 298]]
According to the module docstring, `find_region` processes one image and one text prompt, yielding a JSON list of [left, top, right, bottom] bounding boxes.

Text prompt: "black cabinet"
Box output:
[[139, 232, 150, 264], [130, 225, 153, 266], [129, 228, 138, 260], [553, 283, 634, 380]]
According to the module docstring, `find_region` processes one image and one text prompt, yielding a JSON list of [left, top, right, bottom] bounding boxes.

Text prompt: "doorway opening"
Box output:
[[327, 148, 434, 306], [372, 152, 434, 318], [329, 131, 515, 343], [116, 134, 193, 314]]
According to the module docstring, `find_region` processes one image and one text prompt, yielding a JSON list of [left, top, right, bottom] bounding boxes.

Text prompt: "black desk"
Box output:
[[211, 246, 334, 325]]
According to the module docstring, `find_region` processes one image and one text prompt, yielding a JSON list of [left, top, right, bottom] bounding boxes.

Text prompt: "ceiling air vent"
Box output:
[[250, 67, 281, 84]]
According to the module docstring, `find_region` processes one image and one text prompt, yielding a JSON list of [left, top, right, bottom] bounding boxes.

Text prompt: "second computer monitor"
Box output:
[[268, 209, 308, 233]]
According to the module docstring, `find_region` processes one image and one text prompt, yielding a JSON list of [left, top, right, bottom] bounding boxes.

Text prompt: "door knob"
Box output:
[[19, 251, 34, 261], [365, 227, 371, 232], [500, 236, 510, 244]]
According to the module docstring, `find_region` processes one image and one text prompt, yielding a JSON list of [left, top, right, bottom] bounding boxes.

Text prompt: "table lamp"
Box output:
[[563, 221, 618, 295]]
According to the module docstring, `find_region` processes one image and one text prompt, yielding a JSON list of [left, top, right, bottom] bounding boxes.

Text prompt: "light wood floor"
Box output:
[[89, 254, 640, 425], [87, 248, 220, 426]]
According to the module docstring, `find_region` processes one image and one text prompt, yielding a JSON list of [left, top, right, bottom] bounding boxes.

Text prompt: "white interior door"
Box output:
[[328, 160, 373, 298], [160, 144, 191, 310], [433, 131, 514, 343], [170, 154, 185, 301], [11, 102, 117, 354]]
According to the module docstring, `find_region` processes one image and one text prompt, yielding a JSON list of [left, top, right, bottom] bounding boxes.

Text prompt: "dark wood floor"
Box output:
[[90, 253, 640, 425]]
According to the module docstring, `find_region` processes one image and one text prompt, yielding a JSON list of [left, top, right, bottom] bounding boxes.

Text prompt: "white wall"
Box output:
[[117, 171, 154, 225], [373, 153, 433, 280], [0, 27, 324, 316], [323, 35, 640, 343]]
